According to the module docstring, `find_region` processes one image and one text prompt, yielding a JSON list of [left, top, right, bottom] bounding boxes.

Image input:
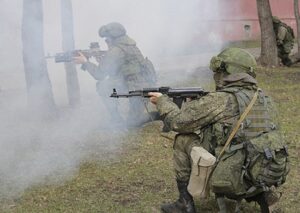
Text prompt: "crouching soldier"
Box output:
[[149, 48, 289, 213], [272, 16, 295, 66]]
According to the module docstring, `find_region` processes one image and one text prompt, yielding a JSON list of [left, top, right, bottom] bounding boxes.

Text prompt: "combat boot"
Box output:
[[250, 192, 270, 213], [250, 190, 283, 213], [265, 190, 282, 213], [161, 180, 196, 213], [282, 57, 293, 67]]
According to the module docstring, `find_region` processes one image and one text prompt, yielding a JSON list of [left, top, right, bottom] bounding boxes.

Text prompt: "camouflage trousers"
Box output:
[[173, 133, 202, 182], [278, 42, 294, 66]]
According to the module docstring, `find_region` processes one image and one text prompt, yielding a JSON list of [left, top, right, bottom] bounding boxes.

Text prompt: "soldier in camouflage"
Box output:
[[272, 16, 295, 66], [74, 22, 156, 126], [149, 48, 288, 213]]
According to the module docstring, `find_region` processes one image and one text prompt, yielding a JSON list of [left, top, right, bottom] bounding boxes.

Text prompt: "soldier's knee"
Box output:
[[173, 133, 200, 152]]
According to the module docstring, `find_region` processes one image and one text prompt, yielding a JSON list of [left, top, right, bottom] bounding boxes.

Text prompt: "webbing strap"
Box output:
[[217, 90, 259, 161]]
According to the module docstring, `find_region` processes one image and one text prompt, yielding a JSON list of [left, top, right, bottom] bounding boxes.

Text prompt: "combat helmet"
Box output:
[[98, 22, 126, 38], [272, 16, 281, 24], [209, 47, 257, 77]]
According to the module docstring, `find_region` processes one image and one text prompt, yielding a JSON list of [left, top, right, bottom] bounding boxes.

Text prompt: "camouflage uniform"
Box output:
[[82, 22, 155, 126], [157, 48, 288, 213], [273, 16, 295, 66], [157, 91, 238, 181]]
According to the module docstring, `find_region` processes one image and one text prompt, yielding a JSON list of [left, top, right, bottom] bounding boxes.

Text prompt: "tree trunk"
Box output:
[[256, 0, 278, 67], [61, 0, 80, 106], [294, 0, 300, 57], [22, 0, 56, 114]]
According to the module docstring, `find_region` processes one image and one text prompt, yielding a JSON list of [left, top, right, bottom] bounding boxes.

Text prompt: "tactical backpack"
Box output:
[[115, 43, 157, 86], [210, 88, 289, 199], [140, 57, 157, 85]]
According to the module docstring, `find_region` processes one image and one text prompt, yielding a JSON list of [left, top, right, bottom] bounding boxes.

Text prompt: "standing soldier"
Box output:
[[272, 16, 295, 66], [149, 48, 289, 213], [74, 22, 157, 127]]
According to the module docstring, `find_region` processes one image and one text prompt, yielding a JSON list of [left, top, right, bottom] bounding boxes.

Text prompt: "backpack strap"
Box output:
[[217, 89, 259, 161]]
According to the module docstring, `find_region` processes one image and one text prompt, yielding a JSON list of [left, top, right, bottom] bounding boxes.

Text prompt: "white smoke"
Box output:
[[0, 0, 222, 198]]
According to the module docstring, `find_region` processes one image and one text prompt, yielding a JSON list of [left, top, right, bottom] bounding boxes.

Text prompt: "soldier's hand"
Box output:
[[73, 52, 88, 64], [149, 92, 162, 105]]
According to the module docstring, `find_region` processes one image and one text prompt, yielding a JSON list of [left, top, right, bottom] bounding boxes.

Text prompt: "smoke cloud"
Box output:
[[0, 0, 221, 198]]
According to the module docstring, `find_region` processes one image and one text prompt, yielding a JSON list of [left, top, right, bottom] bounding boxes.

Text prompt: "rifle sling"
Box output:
[[217, 90, 259, 161]]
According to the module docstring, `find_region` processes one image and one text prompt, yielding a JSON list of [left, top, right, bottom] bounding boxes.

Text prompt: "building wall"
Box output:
[[197, 0, 297, 42]]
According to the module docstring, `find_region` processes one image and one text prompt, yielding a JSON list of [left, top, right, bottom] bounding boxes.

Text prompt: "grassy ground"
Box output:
[[255, 66, 300, 213], [223, 40, 261, 49], [1, 66, 300, 213]]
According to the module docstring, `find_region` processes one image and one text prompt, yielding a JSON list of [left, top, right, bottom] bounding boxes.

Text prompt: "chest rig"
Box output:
[[220, 87, 276, 143]]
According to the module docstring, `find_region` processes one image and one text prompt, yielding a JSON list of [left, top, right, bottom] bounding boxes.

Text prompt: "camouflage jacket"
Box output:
[[156, 91, 238, 135], [81, 35, 146, 89], [156, 75, 262, 150], [275, 24, 294, 45], [276, 25, 288, 43]]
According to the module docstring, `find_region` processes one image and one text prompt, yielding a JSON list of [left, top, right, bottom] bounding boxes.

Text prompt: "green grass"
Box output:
[[255, 67, 300, 213], [1, 67, 300, 213], [223, 40, 261, 49]]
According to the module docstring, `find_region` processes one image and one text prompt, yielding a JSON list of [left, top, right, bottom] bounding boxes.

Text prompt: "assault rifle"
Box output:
[[110, 87, 208, 108], [46, 42, 106, 63]]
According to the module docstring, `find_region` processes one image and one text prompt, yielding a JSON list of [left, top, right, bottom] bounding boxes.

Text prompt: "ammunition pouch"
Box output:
[[210, 132, 289, 199], [211, 146, 247, 199], [243, 132, 289, 197]]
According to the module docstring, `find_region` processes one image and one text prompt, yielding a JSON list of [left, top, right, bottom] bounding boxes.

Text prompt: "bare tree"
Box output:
[[294, 0, 300, 57], [61, 0, 80, 106], [22, 0, 56, 114], [256, 0, 278, 66]]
